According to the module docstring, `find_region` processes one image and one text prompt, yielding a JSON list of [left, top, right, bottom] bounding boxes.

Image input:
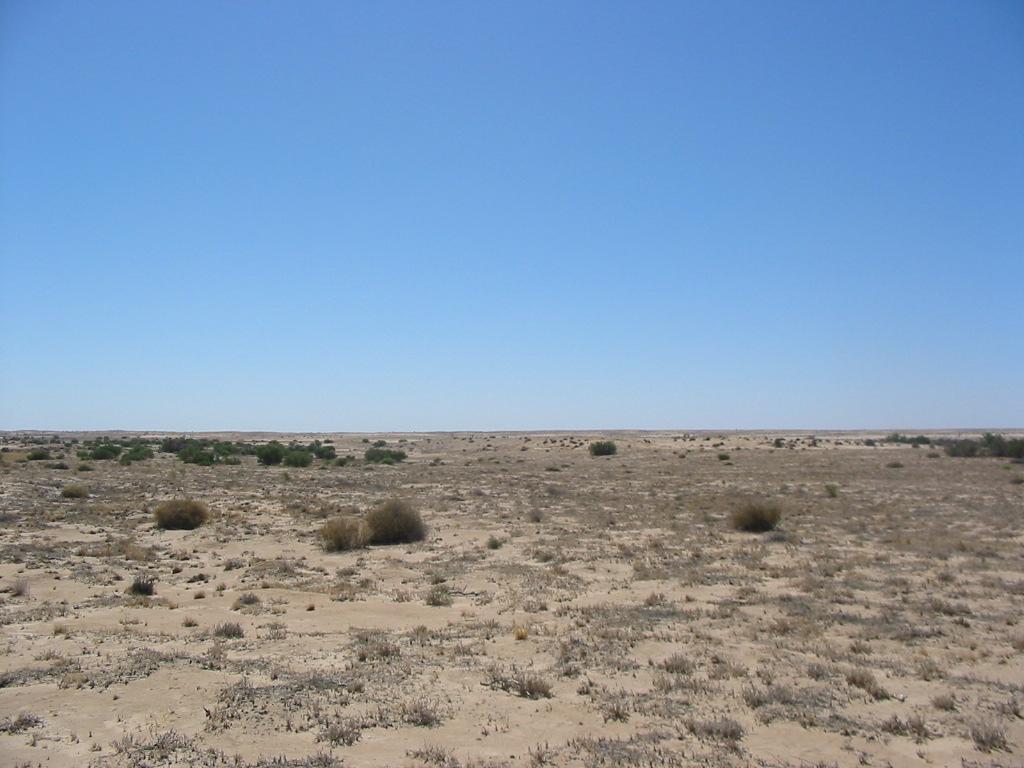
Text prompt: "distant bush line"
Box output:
[[940, 433, 1024, 460]]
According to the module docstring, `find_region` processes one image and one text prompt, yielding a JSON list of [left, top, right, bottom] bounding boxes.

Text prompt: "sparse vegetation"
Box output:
[[3, 429, 1021, 768]]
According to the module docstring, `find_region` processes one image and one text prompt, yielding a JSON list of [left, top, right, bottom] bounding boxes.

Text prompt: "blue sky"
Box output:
[[1, 1, 1021, 431]]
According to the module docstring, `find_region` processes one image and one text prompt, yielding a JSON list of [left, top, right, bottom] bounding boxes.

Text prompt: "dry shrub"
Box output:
[[365, 499, 426, 545], [154, 499, 209, 530], [320, 517, 365, 552], [730, 500, 782, 532], [61, 484, 88, 499], [129, 575, 155, 596], [212, 621, 244, 639]]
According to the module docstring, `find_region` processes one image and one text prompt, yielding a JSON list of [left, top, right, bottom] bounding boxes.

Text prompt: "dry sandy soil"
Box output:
[[1, 430, 1022, 768]]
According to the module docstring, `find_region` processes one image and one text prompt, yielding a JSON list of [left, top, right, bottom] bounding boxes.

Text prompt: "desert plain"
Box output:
[[1, 430, 1022, 768]]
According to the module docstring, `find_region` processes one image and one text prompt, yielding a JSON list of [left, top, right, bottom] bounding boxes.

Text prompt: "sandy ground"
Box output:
[[1, 430, 1022, 767]]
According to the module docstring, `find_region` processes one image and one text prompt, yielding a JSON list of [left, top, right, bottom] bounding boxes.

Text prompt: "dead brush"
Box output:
[[320, 516, 366, 552], [61, 484, 88, 499], [970, 720, 1008, 752], [365, 498, 426, 545], [154, 499, 209, 530], [320, 717, 362, 746], [685, 716, 745, 744], [485, 665, 553, 699], [845, 668, 890, 700], [730, 500, 782, 532], [129, 575, 155, 597]]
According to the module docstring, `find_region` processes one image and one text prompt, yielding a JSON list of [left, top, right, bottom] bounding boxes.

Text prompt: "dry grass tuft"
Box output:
[[61, 484, 88, 499], [320, 516, 366, 552], [730, 500, 782, 532], [154, 499, 209, 530], [365, 498, 426, 545]]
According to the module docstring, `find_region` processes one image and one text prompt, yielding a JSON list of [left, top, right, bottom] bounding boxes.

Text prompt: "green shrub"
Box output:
[[730, 500, 782, 532], [314, 444, 337, 460], [283, 450, 313, 468], [885, 433, 931, 446], [365, 499, 426, 545], [179, 443, 215, 465], [27, 448, 51, 461], [321, 517, 366, 552], [256, 442, 285, 465], [88, 443, 121, 461], [154, 499, 209, 530], [941, 433, 1024, 460], [364, 447, 407, 464], [717, 452, 731, 461], [61, 484, 88, 499], [588, 441, 617, 456]]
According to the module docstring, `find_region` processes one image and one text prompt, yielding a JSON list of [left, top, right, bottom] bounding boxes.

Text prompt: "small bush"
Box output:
[[365, 499, 426, 545], [283, 450, 313, 468], [426, 585, 452, 606], [486, 535, 503, 550], [730, 501, 782, 532], [717, 452, 731, 461], [588, 441, 617, 456], [129, 575, 155, 596], [61, 484, 88, 499], [27, 448, 51, 461], [321, 517, 366, 552], [212, 621, 244, 639], [121, 445, 154, 464], [846, 668, 889, 700], [970, 720, 1008, 752], [88, 443, 121, 460], [886, 461, 904, 469], [686, 717, 744, 743], [256, 442, 285, 466], [364, 447, 407, 464], [314, 444, 337, 460], [233, 592, 261, 609], [322, 718, 361, 746], [824, 483, 839, 498], [154, 499, 209, 530]]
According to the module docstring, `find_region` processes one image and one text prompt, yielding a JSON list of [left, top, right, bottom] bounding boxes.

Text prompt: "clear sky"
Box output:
[[1, 1, 1022, 432]]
